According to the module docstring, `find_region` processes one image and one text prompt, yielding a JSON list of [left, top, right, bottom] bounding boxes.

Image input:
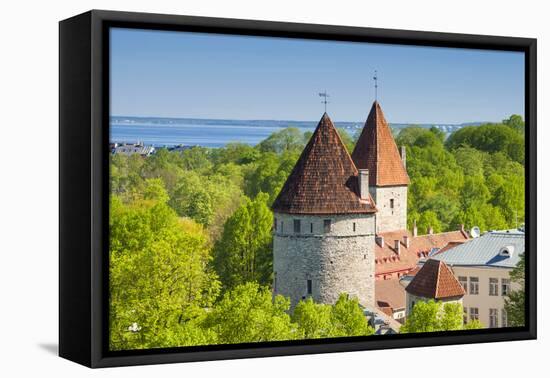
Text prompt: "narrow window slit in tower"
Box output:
[[324, 219, 332, 233], [294, 219, 301, 234]]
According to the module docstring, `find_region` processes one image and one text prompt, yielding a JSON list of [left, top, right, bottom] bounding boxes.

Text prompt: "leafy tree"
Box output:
[[170, 172, 214, 226], [429, 126, 446, 143], [397, 126, 443, 148], [504, 253, 525, 326], [245, 151, 299, 202], [491, 174, 525, 226], [257, 127, 306, 154], [213, 193, 274, 290], [292, 295, 374, 338], [461, 175, 490, 208], [503, 114, 525, 135], [452, 146, 486, 176], [292, 298, 333, 339], [212, 142, 260, 165], [416, 210, 442, 235], [201, 282, 295, 344], [109, 186, 220, 350], [337, 128, 355, 152], [330, 294, 374, 337], [400, 301, 481, 333], [179, 146, 213, 173], [446, 124, 524, 164]]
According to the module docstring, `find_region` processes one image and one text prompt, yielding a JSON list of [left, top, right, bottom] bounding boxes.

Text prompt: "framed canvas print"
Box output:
[[59, 10, 537, 368]]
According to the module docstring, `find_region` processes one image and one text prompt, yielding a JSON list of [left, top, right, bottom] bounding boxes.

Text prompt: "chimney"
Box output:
[[428, 226, 433, 235], [400, 146, 407, 168], [413, 220, 418, 237], [460, 224, 465, 233], [394, 239, 401, 255], [376, 235, 384, 247], [358, 169, 369, 200], [403, 235, 410, 248]]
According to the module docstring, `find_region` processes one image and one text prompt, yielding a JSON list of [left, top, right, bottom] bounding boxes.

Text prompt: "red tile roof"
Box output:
[[376, 279, 406, 312], [374, 229, 469, 276], [405, 259, 465, 299], [272, 113, 377, 215], [351, 101, 409, 187]]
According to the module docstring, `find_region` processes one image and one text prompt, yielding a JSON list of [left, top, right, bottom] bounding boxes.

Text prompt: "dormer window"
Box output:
[[499, 245, 515, 258]]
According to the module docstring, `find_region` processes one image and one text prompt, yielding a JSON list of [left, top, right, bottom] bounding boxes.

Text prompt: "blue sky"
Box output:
[[110, 28, 524, 124]]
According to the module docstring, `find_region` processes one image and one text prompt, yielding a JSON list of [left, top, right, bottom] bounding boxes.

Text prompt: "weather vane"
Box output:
[[373, 70, 378, 101], [319, 90, 330, 113]]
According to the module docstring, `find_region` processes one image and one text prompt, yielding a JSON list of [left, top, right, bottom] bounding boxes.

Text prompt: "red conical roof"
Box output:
[[405, 259, 465, 299], [351, 101, 409, 187], [272, 113, 376, 215]]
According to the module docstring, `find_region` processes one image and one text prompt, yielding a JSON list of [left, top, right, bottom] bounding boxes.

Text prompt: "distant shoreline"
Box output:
[[111, 116, 487, 129]]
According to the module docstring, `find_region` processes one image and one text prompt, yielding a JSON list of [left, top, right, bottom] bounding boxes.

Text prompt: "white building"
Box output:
[[431, 230, 525, 328]]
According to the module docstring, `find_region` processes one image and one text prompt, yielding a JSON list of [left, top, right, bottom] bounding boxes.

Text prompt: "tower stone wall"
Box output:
[[273, 212, 376, 308], [370, 185, 408, 233]]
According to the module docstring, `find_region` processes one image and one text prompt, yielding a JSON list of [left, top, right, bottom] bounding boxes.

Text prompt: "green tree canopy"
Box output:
[[292, 295, 374, 339], [504, 253, 525, 327], [400, 300, 481, 333], [109, 186, 220, 350], [257, 127, 307, 154], [201, 282, 295, 344], [213, 193, 274, 290], [446, 124, 524, 164]]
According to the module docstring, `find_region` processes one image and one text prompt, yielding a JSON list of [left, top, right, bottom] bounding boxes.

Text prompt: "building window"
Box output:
[[458, 276, 468, 293], [294, 219, 301, 234], [489, 278, 499, 296], [469, 307, 479, 321], [280, 221, 284, 233], [307, 279, 312, 295], [469, 277, 479, 295], [273, 272, 277, 292], [501, 309, 508, 327], [273, 218, 277, 231], [463, 307, 468, 324], [323, 219, 332, 233], [502, 278, 511, 296], [353, 222, 356, 232], [390, 199, 395, 209], [310, 223, 313, 233], [489, 308, 499, 328]]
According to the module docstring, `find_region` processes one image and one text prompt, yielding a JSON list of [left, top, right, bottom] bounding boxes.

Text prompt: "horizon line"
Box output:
[[110, 114, 502, 126]]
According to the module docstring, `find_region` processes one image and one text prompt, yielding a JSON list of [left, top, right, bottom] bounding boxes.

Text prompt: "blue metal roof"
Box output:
[[431, 229, 525, 269]]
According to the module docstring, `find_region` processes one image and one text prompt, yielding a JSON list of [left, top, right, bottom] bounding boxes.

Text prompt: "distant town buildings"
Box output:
[[112, 142, 155, 156]]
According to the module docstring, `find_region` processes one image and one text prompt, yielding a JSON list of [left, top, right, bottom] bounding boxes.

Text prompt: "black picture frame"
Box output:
[[59, 9, 537, 368]]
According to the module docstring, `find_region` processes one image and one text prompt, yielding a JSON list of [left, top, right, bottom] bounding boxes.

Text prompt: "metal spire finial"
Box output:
[[373, 70, 378, 101], [319, 90, 330, 113]]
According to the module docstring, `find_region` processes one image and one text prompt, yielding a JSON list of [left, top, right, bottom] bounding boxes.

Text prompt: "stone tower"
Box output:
[[352, 101, 409, 233], [271, 113, 377, 309]]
